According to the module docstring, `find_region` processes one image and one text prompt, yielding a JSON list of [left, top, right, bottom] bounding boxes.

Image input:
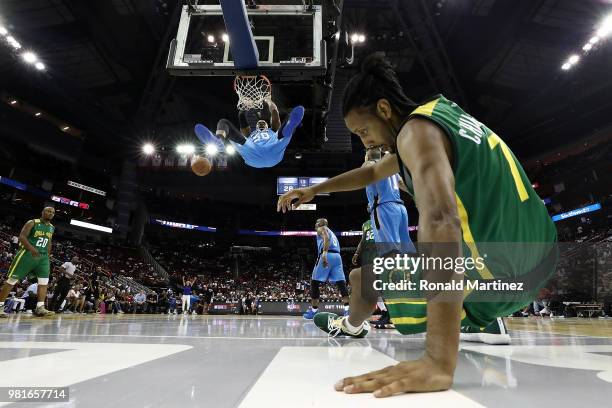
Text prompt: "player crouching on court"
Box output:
[[195, 99, 304, 168], [0, 207, 56, 318], [278, 53, 557, 397]]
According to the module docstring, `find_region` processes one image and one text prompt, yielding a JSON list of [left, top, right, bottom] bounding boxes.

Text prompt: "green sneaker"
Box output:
[[460, 317, 511, 345], [313, 312, 370, 338]]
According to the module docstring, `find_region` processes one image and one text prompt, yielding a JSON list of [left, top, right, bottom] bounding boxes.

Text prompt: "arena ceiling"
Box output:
[[1, 0, 612, 168]]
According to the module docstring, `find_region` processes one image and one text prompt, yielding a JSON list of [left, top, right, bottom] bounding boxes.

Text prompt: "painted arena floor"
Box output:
[[0, 315, 610, 407]]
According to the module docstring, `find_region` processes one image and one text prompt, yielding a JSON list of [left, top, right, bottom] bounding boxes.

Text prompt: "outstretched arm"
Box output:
[[336, 118, 462, 397], [268, 100, 281, 132], [277, 154, 399, 212], [238, 111, 251, 137]]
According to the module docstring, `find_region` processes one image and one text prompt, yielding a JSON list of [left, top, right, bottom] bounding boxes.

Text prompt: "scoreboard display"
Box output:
[[277, 177, 329, 196]]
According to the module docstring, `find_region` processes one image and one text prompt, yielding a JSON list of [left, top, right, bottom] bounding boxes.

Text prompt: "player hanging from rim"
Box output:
[[0, 207, 57, 318], [194, 76, 305, 168], [313, 147, 416, 336], [303, 218, 350, 320], [278, 52, 557, 396]]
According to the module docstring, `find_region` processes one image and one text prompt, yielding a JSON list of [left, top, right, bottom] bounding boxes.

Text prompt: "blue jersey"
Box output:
[[232, 128, 292, 168], [316, 226, 340, 253], [375, 173, 402, 203]]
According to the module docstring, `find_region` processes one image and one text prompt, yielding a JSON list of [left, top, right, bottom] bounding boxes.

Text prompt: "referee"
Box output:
[[51, 257, 78, 312]]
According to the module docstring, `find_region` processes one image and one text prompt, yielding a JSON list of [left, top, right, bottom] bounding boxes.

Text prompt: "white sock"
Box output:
[[343, 305, 349, 311], [0, 302, 4, 307], [343, 317, 363, 334], [36, 302, 44, 308]]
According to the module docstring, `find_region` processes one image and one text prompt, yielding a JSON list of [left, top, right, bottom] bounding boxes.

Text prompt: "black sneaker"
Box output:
[[314, 312, 370, 338]]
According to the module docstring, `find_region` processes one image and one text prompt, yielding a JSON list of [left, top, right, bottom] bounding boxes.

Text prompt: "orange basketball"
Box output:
[[191, 156, 212, 176]]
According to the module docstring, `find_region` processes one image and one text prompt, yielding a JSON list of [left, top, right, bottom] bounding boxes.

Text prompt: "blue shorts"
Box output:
[[372, 203, 416, 254], [311, 252, 345, 282]]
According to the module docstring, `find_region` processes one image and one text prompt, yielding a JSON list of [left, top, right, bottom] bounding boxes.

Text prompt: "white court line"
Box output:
[[238, 347, 484, 408], [0, 341, 191, 407]]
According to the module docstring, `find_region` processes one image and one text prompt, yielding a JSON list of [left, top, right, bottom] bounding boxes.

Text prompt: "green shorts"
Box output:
[[383, 245, 559, 334], [7, 249, 50, 281]]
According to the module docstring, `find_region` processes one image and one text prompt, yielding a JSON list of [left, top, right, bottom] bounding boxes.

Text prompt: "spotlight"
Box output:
[[350, 33, 359, 43], [9, 100, 17, 105], [583, 43, 593, 51], [597, 14, 612, 38], [6, 36, 21, 49], [205, 143, 218, 156], [35, 62, 45, 71], [561, 62, 571, 71], [207, 34, 215, 43], [589, 36, 600, 44], [568, 54, 580, 64], [222, 33, 229, 42], [225, 144, 236, 155], [142, 143, 155, 155], [22, 51, 37, 64], [358, 34, 365, 43], [62, 126, 70, 131], [176, 144, 195, 155], [35, 112, 42, 117], [295, 152, 302, 159], [0, 26, 7, 36]]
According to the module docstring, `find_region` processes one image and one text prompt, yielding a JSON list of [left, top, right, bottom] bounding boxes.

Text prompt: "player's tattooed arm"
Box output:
[[19, 220, 39, 257]]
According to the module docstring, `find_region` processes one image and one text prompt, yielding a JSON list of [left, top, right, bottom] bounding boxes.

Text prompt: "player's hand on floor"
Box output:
[[334, 356, 454, 397], [277, 187, 315, 213]]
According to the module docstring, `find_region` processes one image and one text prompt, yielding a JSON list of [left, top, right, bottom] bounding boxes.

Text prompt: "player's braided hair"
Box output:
[[342, 52, 417, 117]]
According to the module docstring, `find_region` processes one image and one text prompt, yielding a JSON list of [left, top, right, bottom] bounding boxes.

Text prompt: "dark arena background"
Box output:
[[0, 1, 611, 407]]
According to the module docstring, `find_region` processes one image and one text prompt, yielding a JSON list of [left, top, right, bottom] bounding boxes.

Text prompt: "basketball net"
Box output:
[[234, 75, 272, 111]]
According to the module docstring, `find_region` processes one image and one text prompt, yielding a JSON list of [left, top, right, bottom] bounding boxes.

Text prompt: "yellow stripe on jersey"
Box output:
[[8, 249, 26, 278], [391, 309, 468, 325], [488, 133, 529, 202], [455, 194, 494, 280], [411, 98, 440, 117], [392, 316, 427, 325]]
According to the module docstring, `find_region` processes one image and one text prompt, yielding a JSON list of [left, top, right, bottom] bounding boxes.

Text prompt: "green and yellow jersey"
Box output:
[[23, 219, 54, 255], [398, 95, 557, 279], [385, 95, 558, 330]]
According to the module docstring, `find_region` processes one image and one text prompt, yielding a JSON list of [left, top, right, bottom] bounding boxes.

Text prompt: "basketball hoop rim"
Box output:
[[233, 74, 272, 92]]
